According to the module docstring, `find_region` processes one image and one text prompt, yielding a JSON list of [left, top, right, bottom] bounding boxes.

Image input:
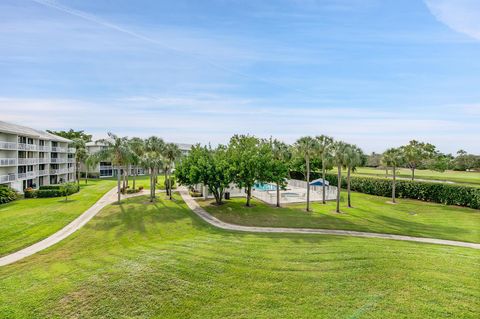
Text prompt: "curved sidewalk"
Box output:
[[0, 187, 155, 267], [178, 188, 480, 250]]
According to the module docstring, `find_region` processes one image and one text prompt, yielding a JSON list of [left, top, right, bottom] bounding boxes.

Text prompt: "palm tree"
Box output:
[[96, 133, 132, 204], [84, 153, 99, 185], [128, 137, 145, 190], [143, 136, 165, 199], [164, 143, 182, 200], [331, 141, 348, 213], [315, 135, 334, 204], [141, 151, 163, 202], [70, 138, 87, 187], [382, 147, 404, 203], [343, 144, 363, 208], [294, 136, 318, 212], [271, 139, 291, 208]]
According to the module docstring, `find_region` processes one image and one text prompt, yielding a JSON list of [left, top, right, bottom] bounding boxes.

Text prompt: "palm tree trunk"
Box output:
[[133, 166, 136, 190], [321, 155, 326, 204], [347, 166, 351, 208], [169, 169, 173, 200], [85, 167, 88, 185], [411, 167, 415, 181], [306, 157, 310, 212], [117, 167, 121, 204], [276, 181, 280, 208], [336, 165, 341, 213], [126, 164, 129, 187], [76, 161, 80, 187], [392, 165, 396, 203], [150, 168, 154, 202], [164, 169, 168, 196]]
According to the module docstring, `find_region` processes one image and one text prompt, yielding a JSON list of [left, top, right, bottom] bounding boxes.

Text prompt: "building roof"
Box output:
[[0, 121, 72, 143]]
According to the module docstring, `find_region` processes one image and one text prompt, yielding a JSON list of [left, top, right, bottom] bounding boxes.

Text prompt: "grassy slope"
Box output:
[[200, 192, 480, 243], [0, 194, 478, 318], [346, 167, 480, 186]]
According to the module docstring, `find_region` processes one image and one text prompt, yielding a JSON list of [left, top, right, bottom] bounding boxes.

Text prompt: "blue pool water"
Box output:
[[254, 182, 277, 191]]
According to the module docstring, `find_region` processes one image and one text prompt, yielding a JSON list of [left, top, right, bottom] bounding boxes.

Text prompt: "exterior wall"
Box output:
[[0, 130, 76, 192]]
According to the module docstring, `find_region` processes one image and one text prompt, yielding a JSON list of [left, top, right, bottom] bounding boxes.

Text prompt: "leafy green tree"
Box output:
[[84, 153, 99, 184], [382, 147, 404, 203], [344, 144, 364, 208], [228, 135, 271, 207], [454, 150, 479, 171], [176, 144, 233, 205], [164, 143, 182, 199], [96, 133, 132, 204], [331, 141, 348, 213], [316, 135, 334, 204], [293, 136, 318, 211], [401, 140, 436, 180], [268, 139, 291, 208], [47, 129, 92, 143]]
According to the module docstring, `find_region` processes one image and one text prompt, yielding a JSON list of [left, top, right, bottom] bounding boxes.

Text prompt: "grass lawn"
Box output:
[[343, 167, 480, 186], [200, 192, 480, 243], [0, 194, 478, 318]]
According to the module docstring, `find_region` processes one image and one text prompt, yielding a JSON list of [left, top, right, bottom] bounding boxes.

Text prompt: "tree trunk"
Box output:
[[169, 169, 173, 200], [150, 169, 154, 202], [411, 167, 415, 181], [336, 165, 341, 213], [392, 165, 396, 203], [164, 170, 168, 196], [133, 167, 136, 190], [276, 181, 280, 208], [306, 157, 310, 212], [152, 168, 156, 201], [85, 167, 88, 185], [117, 167, 121, 204], [246, 185, 252, 207], [76, 161, 80, 186], [126, 164, 129, 187], [347, 166, 351, 208], [322, 155, 326, 204]]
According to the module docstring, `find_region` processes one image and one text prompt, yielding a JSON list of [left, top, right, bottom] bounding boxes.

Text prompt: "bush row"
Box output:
[[290, 171, 480, 209], [0, 185, 18, 204], [24, 183, 80, 199]]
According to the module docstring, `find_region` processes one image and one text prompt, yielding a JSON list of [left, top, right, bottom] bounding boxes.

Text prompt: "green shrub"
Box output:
[[37, 183, 79, 198], [0, 185, 18, 204], [24, 187, 37, 198]]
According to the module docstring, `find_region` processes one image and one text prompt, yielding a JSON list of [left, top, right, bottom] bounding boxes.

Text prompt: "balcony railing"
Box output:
[[0, 158, 17, 166], [0, 174, 16, 183], [18, 158, 39, 165], [51, 146, 67, 152], [38, 158, 50, 164], [50, 158, 67, 164], [38, 145, 51, 152], [50, 168, 68, 175], [38, 169, 49, 176], [67, 158, 76, 163], [18, 171, 37, 180], [0, 141, 17, 150], [100, 166, 113, 170], [18, 143, 38, 151], [68, 148, 76, 153], [68, 167, 76, 173]]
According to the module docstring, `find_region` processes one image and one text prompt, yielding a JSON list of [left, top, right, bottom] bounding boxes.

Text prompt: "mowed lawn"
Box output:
[[0, 194, 478, 318], [344, 167, 480, 186], [200, 192, 480, 243]]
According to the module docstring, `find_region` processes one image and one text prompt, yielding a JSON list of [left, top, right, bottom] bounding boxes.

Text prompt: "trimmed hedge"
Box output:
[[36, 183, 80, 198], [0, 185, 18, 204], [290, 171, 480, 209]]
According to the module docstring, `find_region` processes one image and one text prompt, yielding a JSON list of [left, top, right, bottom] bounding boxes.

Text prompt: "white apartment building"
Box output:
[[0, 121, 76, 192], [84, 141, 192, 178]]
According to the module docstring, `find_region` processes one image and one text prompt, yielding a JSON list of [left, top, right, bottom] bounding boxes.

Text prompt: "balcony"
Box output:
[[38, 158, 50, 164], [38, 169, 49, 176], [68, 148, 76, 153], [18, 143, 38, 151], [38, 145, 51, 152], [18, 171, 37, 180], [0, 141, 17, 150], [50, 168, 68, 175], [67, 158, 76, 163], [51, 146, 67, 152], [18, 158, 39, 165], [68, 167, 76, 173], [100, 165, 113, 170], [50, 158, 67, 164], [0, 173, 16, 183], [0, 158, 17, 166]]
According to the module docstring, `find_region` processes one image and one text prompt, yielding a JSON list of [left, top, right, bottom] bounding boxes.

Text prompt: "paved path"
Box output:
[[178, 187, 480, 250], [0, 188, 162, 267]]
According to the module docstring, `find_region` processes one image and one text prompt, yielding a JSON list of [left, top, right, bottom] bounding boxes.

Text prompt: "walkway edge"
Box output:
[[178, 187, 480, 250]]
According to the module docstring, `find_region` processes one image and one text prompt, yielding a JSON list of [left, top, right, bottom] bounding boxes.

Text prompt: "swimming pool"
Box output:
[[253, 182, 277, 191]]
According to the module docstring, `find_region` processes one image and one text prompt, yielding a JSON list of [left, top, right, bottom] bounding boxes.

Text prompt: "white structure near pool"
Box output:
[[197, 179, 338, 205]]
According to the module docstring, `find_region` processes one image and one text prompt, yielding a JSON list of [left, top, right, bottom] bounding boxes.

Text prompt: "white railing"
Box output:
[[0, 174, 16, 183], [17, 172, 36, 179], [0, 141, 17, 150], [67, 158, 76, 163], [38, 158, 50, 164], [68, 148, 76, 153], [18, 158, 39, 165], [38, 169, 49, 176], [50, 158, 66, 163], [51, 146, 67, 152], [0, 158, 17, 166], [18, 143, 38, 151], [50, 168, 68, 175], [38, 145, 51, 151]]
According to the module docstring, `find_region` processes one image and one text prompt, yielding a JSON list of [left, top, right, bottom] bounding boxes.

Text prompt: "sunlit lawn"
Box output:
[[0, 194, 478, 318]]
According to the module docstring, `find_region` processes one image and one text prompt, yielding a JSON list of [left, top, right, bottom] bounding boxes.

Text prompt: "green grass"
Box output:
[[344, 167, 480, 186], [200, 192, 480, 243], [0, 194, 478, 318]]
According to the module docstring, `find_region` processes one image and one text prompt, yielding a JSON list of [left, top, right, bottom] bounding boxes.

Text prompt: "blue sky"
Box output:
[[0, 0, 479, 153]]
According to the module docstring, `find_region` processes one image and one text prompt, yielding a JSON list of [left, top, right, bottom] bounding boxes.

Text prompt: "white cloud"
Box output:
[[425, 0, 480, 40]]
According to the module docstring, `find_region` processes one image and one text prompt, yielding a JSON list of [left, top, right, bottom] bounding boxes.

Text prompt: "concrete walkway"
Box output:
[[178, 187, 480, 250], [0, 187, 162, 267]]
